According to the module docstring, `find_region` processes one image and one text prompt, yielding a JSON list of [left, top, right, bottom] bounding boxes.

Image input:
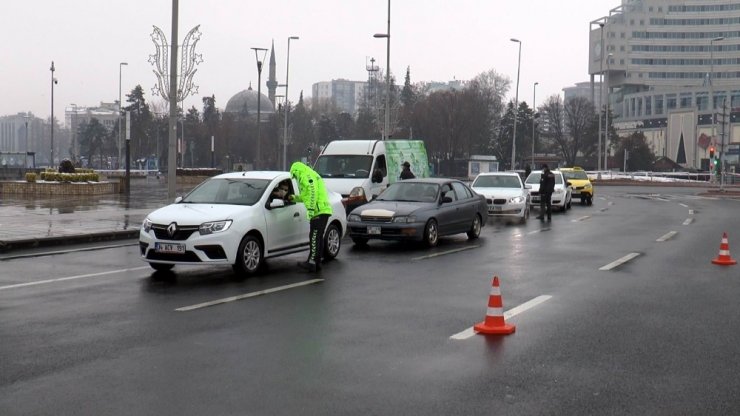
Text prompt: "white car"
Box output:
[[139, 171, 347, 276], [524, 170, 573, 212], [471, 171, 530, 223]]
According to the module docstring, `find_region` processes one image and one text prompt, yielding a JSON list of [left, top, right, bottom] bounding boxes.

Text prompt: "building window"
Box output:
[[680, 93, 693, 108], [666, 94, 677, 110], [645, 98, 652, 116], [696, 93, 709, 111], [655, 96, 664, 115]]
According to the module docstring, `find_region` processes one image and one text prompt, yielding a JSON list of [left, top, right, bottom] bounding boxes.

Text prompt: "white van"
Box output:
[[313, 140, 429, 212]]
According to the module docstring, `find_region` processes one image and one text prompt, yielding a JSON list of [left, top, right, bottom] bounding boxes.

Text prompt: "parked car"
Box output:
[[524, 170, 573, 212], [346, 178, 487, 247], [139, 171, 347, 276], [560, 167, 593, 205], [471, 171, 530, 223]]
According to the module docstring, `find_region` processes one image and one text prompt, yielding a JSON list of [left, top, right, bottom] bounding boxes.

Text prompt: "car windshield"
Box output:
[[377, 182, 439, 202], [181, 178, 270, 205], [473, 175, 521, 188], [526, 172, 563, 184], [563, 170, 588, 180], [314, 155, 374, 178]]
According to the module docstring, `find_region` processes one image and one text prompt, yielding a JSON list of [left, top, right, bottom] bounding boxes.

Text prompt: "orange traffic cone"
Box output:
[[712, 232, 737, 266], [474, 276, 516, 335]]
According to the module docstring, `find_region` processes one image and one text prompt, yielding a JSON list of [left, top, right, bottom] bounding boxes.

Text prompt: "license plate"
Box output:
[[367, 226, 381, 235], [491, 206, 503, 211], [155, 242, 185, 254]]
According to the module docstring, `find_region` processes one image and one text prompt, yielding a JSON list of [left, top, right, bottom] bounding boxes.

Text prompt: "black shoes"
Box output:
[[297, 261, 321, 272]]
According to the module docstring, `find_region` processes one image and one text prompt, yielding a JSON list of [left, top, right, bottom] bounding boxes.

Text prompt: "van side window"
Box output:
[[374, 155, 387, 177]]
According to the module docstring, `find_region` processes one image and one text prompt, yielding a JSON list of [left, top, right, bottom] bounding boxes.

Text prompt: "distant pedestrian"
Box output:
[[524, 164, 531, 180], [288, 161, 333, 272], [400, 161, 415, 180], [536, 164, 555, 221]]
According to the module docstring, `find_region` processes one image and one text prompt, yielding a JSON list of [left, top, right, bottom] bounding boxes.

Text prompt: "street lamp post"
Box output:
[[605, 53, 613, 170], [118, 62, 128, 169], [252, 47, 268, 170], [709, 36, 724, 187], [532, 81, 538, 167], [125, 111, 131, 195], [374, 0, 391, 140], [283, 36, 299, 170], [24, 116, 29, 168], [70, 103, 77, 163], [510, 38, 522, 170], [50, 61, 57, 167], [598, 22, 604, 172]]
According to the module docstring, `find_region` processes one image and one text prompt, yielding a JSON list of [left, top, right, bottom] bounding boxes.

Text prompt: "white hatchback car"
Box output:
[[139, 171, 347, 276], [524, 170, 573, 212], [471, 171, 530, 223]]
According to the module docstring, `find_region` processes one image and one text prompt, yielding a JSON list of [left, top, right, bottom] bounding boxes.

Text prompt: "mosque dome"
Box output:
[[224, 84, 275, 116]]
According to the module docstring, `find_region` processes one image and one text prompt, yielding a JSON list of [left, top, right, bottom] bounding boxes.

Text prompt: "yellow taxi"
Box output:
[[560, 167, 593, 205]]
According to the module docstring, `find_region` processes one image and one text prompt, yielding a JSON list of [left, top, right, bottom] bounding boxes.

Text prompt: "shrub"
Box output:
[[26, 172, 37, 182], [58, 159, 76, 173]]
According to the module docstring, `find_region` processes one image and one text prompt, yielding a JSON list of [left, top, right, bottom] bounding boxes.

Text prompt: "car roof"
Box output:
[[475, 171, 520, 177], [214, 171, 287, 180], [393, 177, 462, 185]]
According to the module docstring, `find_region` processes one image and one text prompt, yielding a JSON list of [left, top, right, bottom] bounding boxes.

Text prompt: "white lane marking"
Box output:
[[599, 253, 641, 271], [0, 266, 150, 291], [656, 231, 677, 242], [450, 295, 552, 340], [683, 218, 693, 225], [608, 201, 614, 206], [0, 243, 139, 261], [412, 245, 479, 260], [571, 216, 591, 222], [689, 209, 695, 215], [527, 229, 543, 235], [176, 279, 324, 312], [679, 203, 689, 208]]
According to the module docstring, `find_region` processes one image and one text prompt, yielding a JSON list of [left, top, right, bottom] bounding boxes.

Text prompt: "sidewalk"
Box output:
[[0, 177, 193, 253]]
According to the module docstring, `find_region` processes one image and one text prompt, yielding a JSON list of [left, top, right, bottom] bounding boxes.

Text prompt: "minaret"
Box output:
[[267, 39, 278, 108]]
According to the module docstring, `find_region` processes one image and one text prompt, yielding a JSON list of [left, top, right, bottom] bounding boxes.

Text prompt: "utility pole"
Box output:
[[717, 99, 728, 190]]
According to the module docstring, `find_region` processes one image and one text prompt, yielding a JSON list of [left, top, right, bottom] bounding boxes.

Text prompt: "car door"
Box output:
[[264, 179, 309, 252], [451, 181, 476, 232], [436, 183, 460, 235]]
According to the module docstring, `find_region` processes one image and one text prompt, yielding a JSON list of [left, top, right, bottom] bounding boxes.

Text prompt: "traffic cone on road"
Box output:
[[712, 232, 737, 266], [474, 276, 516, 335]]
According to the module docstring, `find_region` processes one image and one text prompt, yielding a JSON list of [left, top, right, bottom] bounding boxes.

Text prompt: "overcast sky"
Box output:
[[2, 0, 618, 123]]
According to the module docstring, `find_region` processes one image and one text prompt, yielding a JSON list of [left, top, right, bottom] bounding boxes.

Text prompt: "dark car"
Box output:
[[346, 178, 487, 247]]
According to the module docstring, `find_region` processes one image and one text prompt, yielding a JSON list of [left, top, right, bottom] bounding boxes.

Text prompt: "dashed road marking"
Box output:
[[450, 295, 552, 340], [683, 218, 693, 225], [571, 216, 591, 222], [413, 245, 479, 260], [689, 209, 695, 215], [656, 231, 677, 242], [599, 253, 641, 271], [176, 279, 324, 312], [679, 203, 689, 208], [0, 266, 150, 291]]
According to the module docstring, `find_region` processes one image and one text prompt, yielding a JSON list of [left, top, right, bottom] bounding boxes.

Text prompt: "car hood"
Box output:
[[353, 200, 430, 216], [146, 203, 251, 225], [473, 187, 526, 198], [323, 178, 365, 196]]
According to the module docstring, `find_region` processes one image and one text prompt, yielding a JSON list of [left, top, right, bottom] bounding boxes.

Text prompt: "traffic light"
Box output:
[[709, 146, 715, 159]]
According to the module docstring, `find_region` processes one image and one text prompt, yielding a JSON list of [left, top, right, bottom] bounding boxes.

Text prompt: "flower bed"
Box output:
[[0, 180, 116, 195]]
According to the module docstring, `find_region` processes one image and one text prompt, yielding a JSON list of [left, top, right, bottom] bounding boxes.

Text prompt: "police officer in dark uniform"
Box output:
[[536, 164, 555, 221], [400, 161, 415, 180]]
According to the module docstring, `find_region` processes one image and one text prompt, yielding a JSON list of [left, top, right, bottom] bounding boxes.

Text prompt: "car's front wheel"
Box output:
[[323, 223, 342, 261], [467, 214, 481, 239], [233, 234, 263, 276], [424, 219, 439, 247]]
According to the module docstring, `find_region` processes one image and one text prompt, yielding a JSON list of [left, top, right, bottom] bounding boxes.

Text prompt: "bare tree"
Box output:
[[562, 96, 596, 166], [538, 95, 566, 158]]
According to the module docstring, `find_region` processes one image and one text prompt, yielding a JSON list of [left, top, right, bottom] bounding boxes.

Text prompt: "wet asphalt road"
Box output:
[[2, 187, 740, 415]]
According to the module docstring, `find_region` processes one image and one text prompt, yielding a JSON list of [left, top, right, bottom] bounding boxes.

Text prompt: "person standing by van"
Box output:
[[400, 161, 416, 180], [289, 162, 333, 272], [536, 164, 555, 221]]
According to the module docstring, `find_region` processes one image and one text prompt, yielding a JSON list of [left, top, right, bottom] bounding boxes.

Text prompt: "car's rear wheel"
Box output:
[[233, 235, 263, 276], [467, 214, 481, 239], [150, 263, 174, 272], [323, 223, 341, 260], [424, 219, 439, 247]]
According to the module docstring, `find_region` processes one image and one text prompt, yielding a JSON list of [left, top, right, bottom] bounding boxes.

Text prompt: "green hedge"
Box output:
[[39, 172, 100, 182], [26, 173, 37, 182]]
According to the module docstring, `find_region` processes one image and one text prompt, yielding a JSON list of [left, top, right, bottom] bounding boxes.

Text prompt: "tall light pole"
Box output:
[[510, 38, 522, 170], [709, 36, 724, 185], [118, 62, 128, 169], [50, 61, 57, 167], [70, 103, 77, 163], [374, 0, 391, 140], [532, 81, 538, 167], [283, 35, 299, 170], [252, 47, 268, 170], [24, 115, 29, 168], [597, 22, 604, 172], [604, 53, 613, 170]]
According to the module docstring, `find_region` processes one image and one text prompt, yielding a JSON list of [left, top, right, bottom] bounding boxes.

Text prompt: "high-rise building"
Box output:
[[589, 0, 740, 169], [311, 79, 367, 115]]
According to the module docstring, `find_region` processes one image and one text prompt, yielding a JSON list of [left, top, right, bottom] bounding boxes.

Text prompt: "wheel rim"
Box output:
[[428, 221, 438, 244], [242, 240, 261, 272], [472, 216, 481, 236], [326, 226, 340, 256]]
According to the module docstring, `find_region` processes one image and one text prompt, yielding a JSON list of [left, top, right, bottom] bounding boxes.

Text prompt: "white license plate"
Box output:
[[491, 206, 503, 211], [155, 242, 185, 254], [367, 226, 381, 235]]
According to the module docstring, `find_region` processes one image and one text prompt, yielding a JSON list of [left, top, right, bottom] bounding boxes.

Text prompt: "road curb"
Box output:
[[0, 230, 139, 253]]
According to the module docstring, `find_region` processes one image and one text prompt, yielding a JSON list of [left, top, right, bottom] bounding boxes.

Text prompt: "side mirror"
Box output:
[[268, 199, 286, 209], [440, 196, 453, 204], [525, 184, 532, 189], [566, 181, 572, 187], [175, 196, 183, 203]]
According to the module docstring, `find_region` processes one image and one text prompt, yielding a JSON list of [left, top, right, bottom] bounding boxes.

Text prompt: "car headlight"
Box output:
[[554, 188, 564, 195], [199, 220, 233, 235], [584, 183, 592, 189], [392, 215, 416, 223], [348, 214, 361, 222], [509, 196, 525, 204], [142, 218, 152, 233]]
